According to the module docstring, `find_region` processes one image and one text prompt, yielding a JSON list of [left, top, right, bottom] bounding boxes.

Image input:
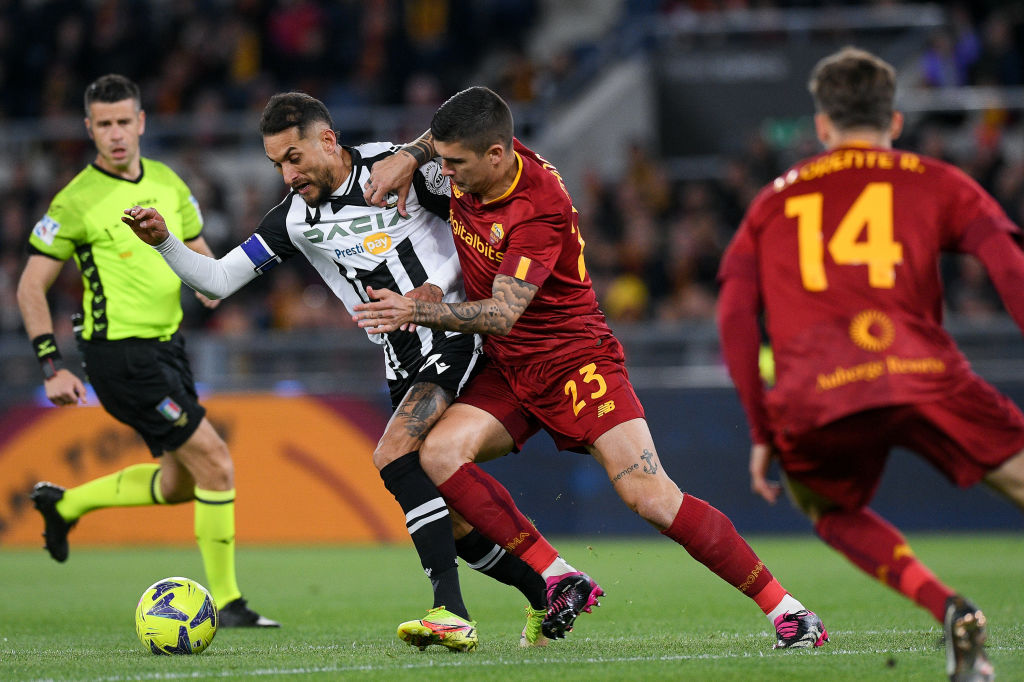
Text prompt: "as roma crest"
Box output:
[[489, 223, 504, 245]]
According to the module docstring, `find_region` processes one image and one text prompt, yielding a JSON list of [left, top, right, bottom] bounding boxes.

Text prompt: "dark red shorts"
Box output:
[[776, 374, 1024, 510], [456, 338, 645, 452]]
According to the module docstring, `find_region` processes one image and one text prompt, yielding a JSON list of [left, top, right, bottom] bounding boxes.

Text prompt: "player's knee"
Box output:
[[371, 444, 404, 472], [983, 448, 1024, 509], [623, 494, 648, 518], [193, 438, 234, 489], [210, 446, 234, 487], [617, 479, 681, 528], [418, 441, 446, 479], [420, 432, 468, 480]]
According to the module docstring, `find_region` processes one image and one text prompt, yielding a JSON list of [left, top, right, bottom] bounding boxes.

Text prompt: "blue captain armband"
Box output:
[[241, 234, 282, 274]]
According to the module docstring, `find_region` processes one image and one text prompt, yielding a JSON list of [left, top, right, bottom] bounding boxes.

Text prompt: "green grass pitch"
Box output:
[[2, 534, 1021, 681]]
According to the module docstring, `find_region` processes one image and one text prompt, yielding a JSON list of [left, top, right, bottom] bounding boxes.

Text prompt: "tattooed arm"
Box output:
[[353, 274, 538, 336], [400, 130, 437, 166], [363, 130, 437, 215]]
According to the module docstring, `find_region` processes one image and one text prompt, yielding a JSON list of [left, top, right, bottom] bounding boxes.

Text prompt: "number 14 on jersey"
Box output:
[[787, 182, 903, 291]]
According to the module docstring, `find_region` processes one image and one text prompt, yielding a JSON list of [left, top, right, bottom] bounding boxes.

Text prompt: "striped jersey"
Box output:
[[244, 142, 477, 381]]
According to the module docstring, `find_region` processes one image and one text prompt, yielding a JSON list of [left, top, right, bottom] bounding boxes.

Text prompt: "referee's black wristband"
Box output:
[[31, 333, 64, 380]]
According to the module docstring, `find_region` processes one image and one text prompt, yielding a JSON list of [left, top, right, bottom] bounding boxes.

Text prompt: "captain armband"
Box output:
[[31, 333, 64, 380], [240, 234, 282, 274]]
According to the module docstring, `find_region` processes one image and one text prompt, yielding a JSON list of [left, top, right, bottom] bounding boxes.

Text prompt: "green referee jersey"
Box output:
[[28, 159, 203, 341]]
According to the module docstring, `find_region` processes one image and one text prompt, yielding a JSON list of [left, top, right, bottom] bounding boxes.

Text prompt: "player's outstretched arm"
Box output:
[[353, 274, 538, 336], [122, 206, 261, 300], [364, 130, 436, 216], [181, 235, 221, 309]]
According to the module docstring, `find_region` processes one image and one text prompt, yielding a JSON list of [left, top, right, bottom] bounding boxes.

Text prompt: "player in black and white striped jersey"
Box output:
[[244, 137, 470, 391], [123, 92, 551, 651]]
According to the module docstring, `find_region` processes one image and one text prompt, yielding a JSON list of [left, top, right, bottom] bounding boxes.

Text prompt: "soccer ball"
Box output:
[[135, 577, 218, 655]]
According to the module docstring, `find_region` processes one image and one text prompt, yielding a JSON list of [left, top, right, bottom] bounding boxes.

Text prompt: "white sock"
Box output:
[[540, 556, 575, 580], [767, 594, 805, 624]]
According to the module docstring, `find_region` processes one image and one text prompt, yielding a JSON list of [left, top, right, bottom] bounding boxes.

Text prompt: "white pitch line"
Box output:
[[41, 642, 1020, 682]]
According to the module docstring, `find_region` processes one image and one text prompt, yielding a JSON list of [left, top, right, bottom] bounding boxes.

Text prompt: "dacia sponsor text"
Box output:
[[303, 210, 407, 243]]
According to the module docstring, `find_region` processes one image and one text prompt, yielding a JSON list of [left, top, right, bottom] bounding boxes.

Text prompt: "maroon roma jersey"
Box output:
[[719, 144, 1021, 436], [447, 138, 614, 366]]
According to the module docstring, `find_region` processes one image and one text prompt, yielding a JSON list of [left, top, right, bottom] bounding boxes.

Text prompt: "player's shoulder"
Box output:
[[140, 157, 177, 177], [350, 141, 398, 169], [907, 150, 974, 183], [258, 188, 300, 230], [745, 168, 794, 218], [515, 139, 560, 186], [47, 165, 107, 211], [50, 165, 90, 195], [739, 152, 828, 229], [513, 141, 573, 212], [140, 157, 187, 185]]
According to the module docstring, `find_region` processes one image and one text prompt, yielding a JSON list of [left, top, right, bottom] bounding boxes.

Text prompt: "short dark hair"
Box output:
[[809, 47, 896, 131], [259, 92, 334, 138], [83, 74, 141, 116], [430, 86, 513, 155]]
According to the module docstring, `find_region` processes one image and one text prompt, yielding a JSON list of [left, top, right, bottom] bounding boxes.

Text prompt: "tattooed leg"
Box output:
[[376, 381, 470, 617]]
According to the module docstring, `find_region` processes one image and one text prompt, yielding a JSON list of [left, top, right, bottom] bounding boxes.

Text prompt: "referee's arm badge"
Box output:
[[32, 214, 61, 245]]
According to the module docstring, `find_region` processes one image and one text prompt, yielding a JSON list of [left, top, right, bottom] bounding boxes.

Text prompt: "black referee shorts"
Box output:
[[387, 332, 483, 410], [82, 333, 206, 456]]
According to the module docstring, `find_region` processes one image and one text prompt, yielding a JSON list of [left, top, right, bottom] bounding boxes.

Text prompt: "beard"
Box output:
[[296, 177, 332, 206]]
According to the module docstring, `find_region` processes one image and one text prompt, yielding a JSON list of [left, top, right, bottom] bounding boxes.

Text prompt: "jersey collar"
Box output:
[[835, 139, 885, 150], [483, 151, 523, 205], [328, 146, 363, 210], [90, 158, 145, 184]]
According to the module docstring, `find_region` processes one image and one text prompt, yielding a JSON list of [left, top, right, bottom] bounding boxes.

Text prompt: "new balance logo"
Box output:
[[597, 400, 616, 417]]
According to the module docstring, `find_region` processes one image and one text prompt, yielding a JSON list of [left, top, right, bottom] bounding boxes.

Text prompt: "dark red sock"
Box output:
[[662, 494, 774, 598], [815, 508, 953, 622], [437, 463, 558, 574]]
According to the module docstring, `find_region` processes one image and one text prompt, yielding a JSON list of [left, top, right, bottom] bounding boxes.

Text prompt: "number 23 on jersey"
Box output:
[[787, 181, 903, 291], [564, 362, 607, 416]]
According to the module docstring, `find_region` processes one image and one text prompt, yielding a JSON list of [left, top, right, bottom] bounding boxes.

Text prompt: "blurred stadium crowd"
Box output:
[[0, 0, 1022, 338]]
